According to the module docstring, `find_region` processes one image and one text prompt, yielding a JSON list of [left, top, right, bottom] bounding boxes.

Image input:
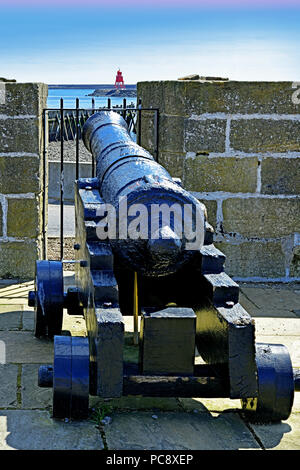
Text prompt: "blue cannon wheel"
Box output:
[[53, 335, 90, 420], [241, 343, 294, 422], [34, 260, 64, 338]]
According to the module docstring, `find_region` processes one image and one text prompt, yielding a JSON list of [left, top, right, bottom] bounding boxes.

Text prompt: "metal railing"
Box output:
[[48, 97, 137, 142], [42, 98, 160, 260]]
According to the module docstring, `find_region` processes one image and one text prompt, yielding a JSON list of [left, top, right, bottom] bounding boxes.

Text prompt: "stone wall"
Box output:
[[137, 80, 300, 281], [0, 82, 48, 278]]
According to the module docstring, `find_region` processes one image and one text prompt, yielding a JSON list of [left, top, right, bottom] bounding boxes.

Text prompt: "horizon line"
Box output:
[[2, 0, 300, 7]]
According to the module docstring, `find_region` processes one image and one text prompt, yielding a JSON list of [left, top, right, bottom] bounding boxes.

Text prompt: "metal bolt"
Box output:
[[28, 291, 36, 307], [38, 365, 53, 388], [73, 243, 81, 250]]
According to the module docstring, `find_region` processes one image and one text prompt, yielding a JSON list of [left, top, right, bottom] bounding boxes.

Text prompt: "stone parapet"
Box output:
[[138, 79, 300, 281], [0, 82, 48, 278]]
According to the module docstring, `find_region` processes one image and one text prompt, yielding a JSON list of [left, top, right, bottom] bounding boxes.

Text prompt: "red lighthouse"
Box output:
[[114, 69, 125, 89]]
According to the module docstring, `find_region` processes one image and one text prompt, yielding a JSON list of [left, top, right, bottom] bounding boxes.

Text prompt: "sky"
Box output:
[[0, 0, 300, 84]]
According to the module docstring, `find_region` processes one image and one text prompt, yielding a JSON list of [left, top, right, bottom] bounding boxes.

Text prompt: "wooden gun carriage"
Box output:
[[29, 111, 300, 422]]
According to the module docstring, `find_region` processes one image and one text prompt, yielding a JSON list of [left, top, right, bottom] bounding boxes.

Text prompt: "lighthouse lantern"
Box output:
[[115, 69, 125, 89]]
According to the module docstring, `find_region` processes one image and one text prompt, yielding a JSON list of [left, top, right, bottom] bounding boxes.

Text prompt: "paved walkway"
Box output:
[[0, 276, 299, 450]]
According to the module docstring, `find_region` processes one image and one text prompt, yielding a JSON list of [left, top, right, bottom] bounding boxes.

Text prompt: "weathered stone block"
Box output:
[[0, 82, 48, 117], [261, 157, 300, 195], [0, 156, 40, 194], [0, 118, 40, 154], [138, 80, 300, 116], [184, 80, 229, 116], [161, 81, 187, 116], [140, 110, 156, 154], [0, 82, 47, 279], [230, 119, 300, 153], [37, 192, 47, 241], [215, 240, 286, 278], [0, 240, 40, 278], [159, 115, 184, 152], [7, 198, 39, 238], [138, 80, 189, 116], [185, 81, 300, 115], [184, 118, 226, 153], [158, 151, 185, 179], [137, 81, 164, 111], [195, 199, 217, 228], [290, 245, 300, 277], [222, 198, 300, 238], [184, 155, 257, 192], [0, 203, 2, 237]]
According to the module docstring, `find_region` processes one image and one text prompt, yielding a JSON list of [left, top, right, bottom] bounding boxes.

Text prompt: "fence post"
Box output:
[[60, 98, 64, 260], [75, 98, 80, 180], [137, 98, 142, 146], [42, 109, 48, 259]]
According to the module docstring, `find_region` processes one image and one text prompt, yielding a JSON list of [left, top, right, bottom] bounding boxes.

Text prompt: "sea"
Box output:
[[47, 87, 137, 109]]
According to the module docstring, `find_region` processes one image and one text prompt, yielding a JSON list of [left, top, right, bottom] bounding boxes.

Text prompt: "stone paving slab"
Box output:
[[104, 411, 261, 450], [240, 285, 300, 318], [178, 397, 241, 413], [0, 279, 299, 450], [249, 414, 300, 450], [21, 364, 52, 410], [0, 365, 19, 408], [254, 317, 300, 337], [238, 291, 262, 316], [0, 410, 103, 450], [0, 305, 22, 331], [0, 331, 53, 364], [22, 308, 35, 331], [90, 396, 181, 412]]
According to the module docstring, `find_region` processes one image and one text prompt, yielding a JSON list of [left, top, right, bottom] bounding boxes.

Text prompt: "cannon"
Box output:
[[29, 111, 300, 422]]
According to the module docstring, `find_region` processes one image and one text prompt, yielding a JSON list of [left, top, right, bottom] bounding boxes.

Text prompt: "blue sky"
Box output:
[[1, 4, 300, 83]]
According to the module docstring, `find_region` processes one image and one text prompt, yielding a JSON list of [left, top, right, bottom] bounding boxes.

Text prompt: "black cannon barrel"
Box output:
[[83, 111, 205, 276]]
